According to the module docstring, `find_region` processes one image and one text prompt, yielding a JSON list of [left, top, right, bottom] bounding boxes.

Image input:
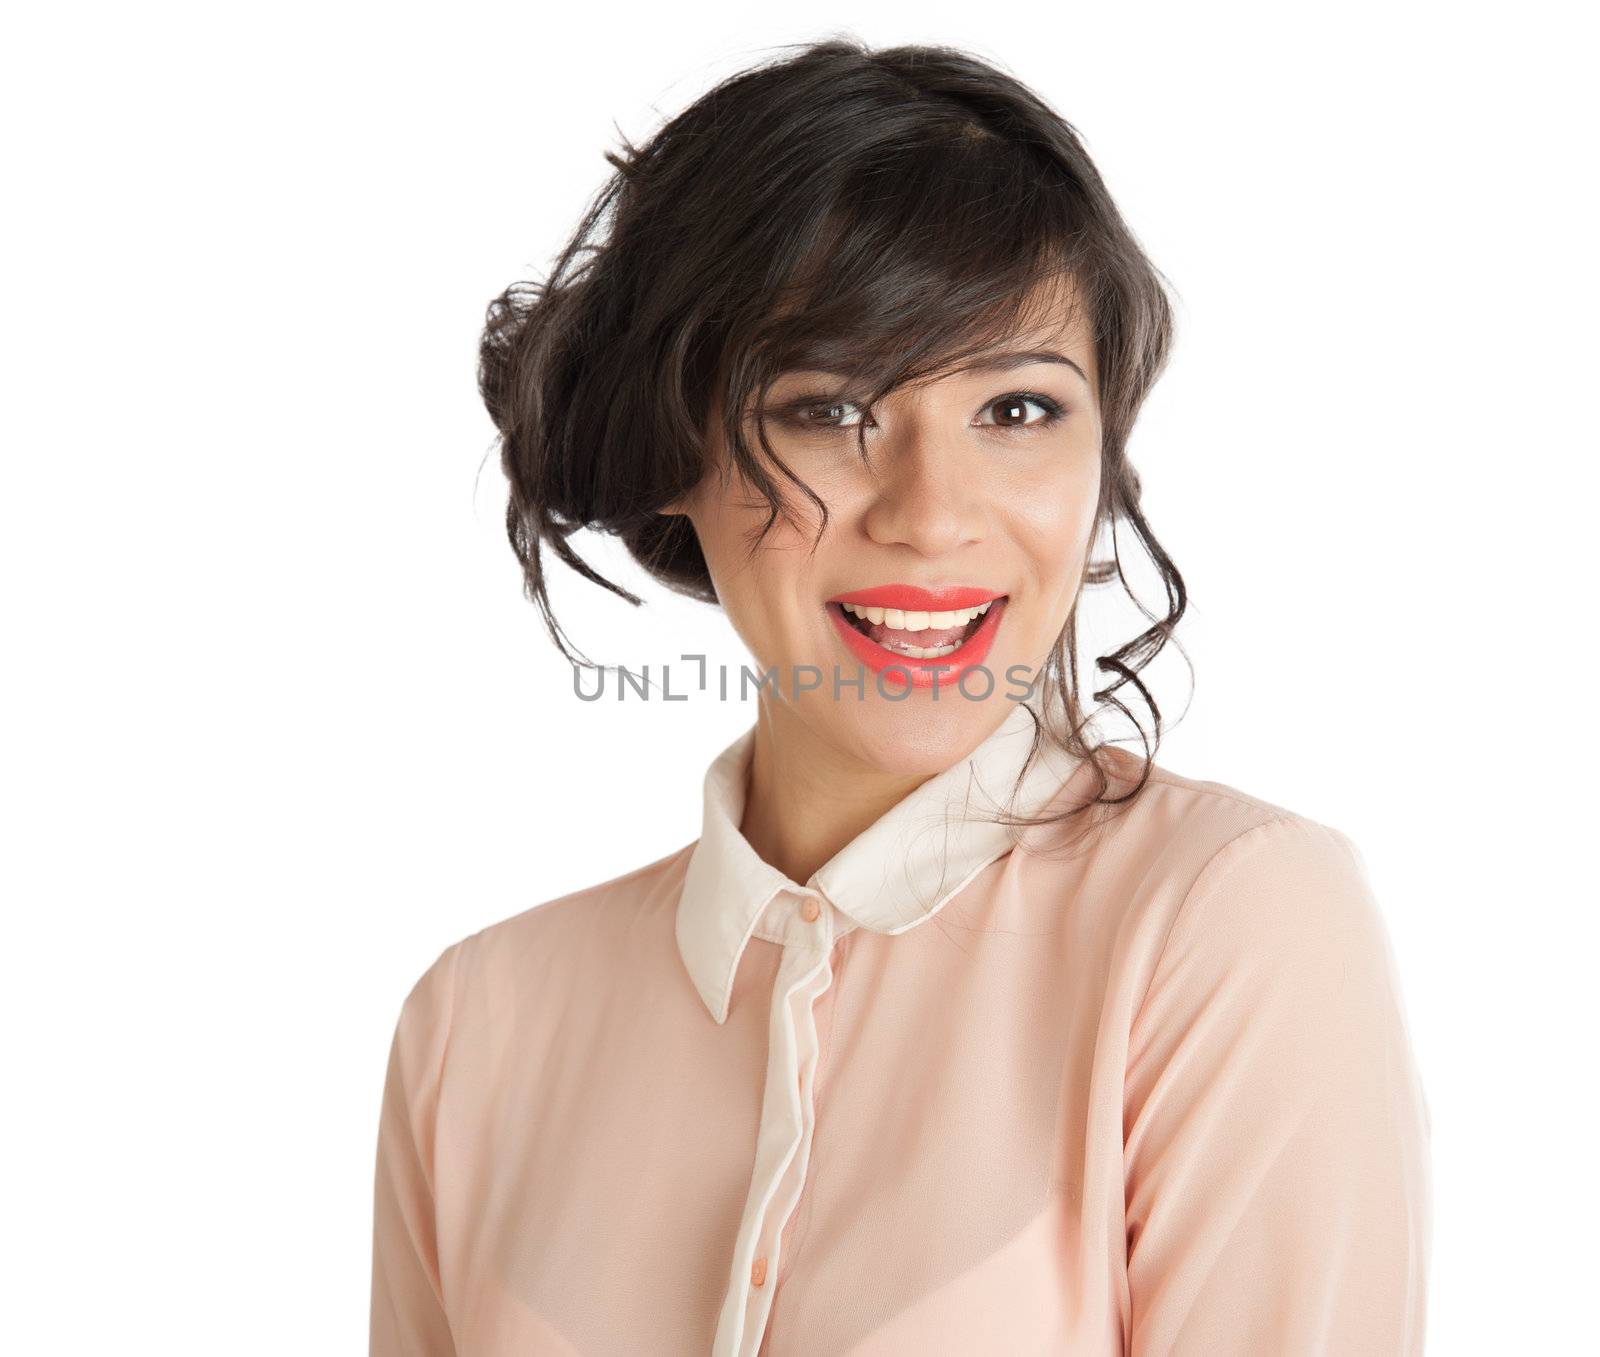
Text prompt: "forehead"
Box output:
[[999, 274, 1094, 354], [951, 278, 1096, 391], [786, 274, 1094, 378]]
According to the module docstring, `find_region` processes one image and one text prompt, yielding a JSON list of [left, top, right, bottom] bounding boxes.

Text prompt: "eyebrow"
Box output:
[[954, 349, 1090, 385], [782, 348, 1090, 387]]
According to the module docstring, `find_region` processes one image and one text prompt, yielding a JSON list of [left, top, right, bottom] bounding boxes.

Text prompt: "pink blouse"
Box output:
[[370, 701, 1431, 1354]]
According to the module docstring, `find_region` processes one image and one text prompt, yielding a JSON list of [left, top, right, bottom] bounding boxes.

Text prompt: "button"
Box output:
[[799, 897, 821, 923], [751, 1255, 768, 1286]]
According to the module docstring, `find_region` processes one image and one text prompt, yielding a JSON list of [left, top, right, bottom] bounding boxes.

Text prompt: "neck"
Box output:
[[740, 701, 927, 887]]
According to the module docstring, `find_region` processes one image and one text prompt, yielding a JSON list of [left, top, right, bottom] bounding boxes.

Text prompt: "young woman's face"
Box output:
[[675, 295, 1104, 778]]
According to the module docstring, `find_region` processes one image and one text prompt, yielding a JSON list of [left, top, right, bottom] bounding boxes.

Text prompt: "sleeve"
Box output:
[[1122, 818, 1432, 1356], [370, 940, 464, 1357]]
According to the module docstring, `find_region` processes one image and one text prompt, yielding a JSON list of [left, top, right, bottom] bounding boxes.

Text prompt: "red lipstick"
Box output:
[[824, 585, 1009, 691]]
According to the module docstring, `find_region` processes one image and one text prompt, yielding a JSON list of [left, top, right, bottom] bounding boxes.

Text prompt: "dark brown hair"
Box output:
[[478, 37, 1189, 830]]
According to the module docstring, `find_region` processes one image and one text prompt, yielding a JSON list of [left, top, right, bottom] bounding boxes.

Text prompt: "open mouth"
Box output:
[[831, 599, 997, 659], [823, 588, 1009, 686]]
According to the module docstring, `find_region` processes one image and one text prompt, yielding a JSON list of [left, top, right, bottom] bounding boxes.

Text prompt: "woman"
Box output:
[[370, 38, 1431, 1357]]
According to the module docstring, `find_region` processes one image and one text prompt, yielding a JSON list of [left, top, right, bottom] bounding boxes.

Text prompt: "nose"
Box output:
[[861, 439, 986, 557]]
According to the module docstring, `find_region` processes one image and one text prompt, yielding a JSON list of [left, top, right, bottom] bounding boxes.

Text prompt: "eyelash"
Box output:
[[772, 390, 1068, 435]]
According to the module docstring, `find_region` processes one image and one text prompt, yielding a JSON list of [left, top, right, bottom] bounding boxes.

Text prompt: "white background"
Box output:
[[4, 2, 1594, 1351]]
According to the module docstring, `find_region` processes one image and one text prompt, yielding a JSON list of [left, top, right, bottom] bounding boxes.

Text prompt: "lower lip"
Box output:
[[825, 598, 1008, 690]]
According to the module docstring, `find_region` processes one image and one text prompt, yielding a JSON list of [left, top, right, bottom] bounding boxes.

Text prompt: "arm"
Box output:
[[1123, 818, 1431, 1355], [370, 941, 463, 1357]]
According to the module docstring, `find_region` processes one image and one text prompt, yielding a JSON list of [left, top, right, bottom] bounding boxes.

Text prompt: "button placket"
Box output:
[[772, 931, 845, 1302], [795, 896, 812, 1094], [760, 903, 832, 1334], [712, 898, 835, 1357]]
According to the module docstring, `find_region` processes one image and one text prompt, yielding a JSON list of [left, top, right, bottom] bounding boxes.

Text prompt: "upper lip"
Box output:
[[827, 584, 1006, 611]]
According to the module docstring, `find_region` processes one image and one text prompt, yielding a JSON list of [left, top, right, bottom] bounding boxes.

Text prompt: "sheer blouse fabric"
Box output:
[[370, 702, 1431, 1355]]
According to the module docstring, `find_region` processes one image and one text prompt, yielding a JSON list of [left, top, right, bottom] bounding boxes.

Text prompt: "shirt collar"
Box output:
[[675, 700, 1083, 1024]]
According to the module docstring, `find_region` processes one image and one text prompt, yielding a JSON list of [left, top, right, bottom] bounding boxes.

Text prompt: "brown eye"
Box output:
[[978, 393, 1064, 429], [778, 398, 868, 430]]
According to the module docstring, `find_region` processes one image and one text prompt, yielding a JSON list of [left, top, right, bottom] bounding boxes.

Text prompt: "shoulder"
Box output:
[[471, 839, 695, 959], [1097, 743, 1352, 843], [1075, 745, 1390, 977], [391, 840, 697, 1030], [1079, 748, 1402, 1024], [1087, 742, 1369, 884]]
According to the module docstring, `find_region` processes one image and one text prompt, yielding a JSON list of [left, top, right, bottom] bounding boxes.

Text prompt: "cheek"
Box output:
[[1006, 453, 1102, 583], [689, 499, 821, 657]]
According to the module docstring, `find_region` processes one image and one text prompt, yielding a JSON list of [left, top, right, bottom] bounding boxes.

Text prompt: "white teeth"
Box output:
[[840, 600, 994, 632]]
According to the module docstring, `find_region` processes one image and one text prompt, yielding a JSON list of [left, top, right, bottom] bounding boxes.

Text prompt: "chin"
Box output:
[[810, 690, 1015, 780]]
